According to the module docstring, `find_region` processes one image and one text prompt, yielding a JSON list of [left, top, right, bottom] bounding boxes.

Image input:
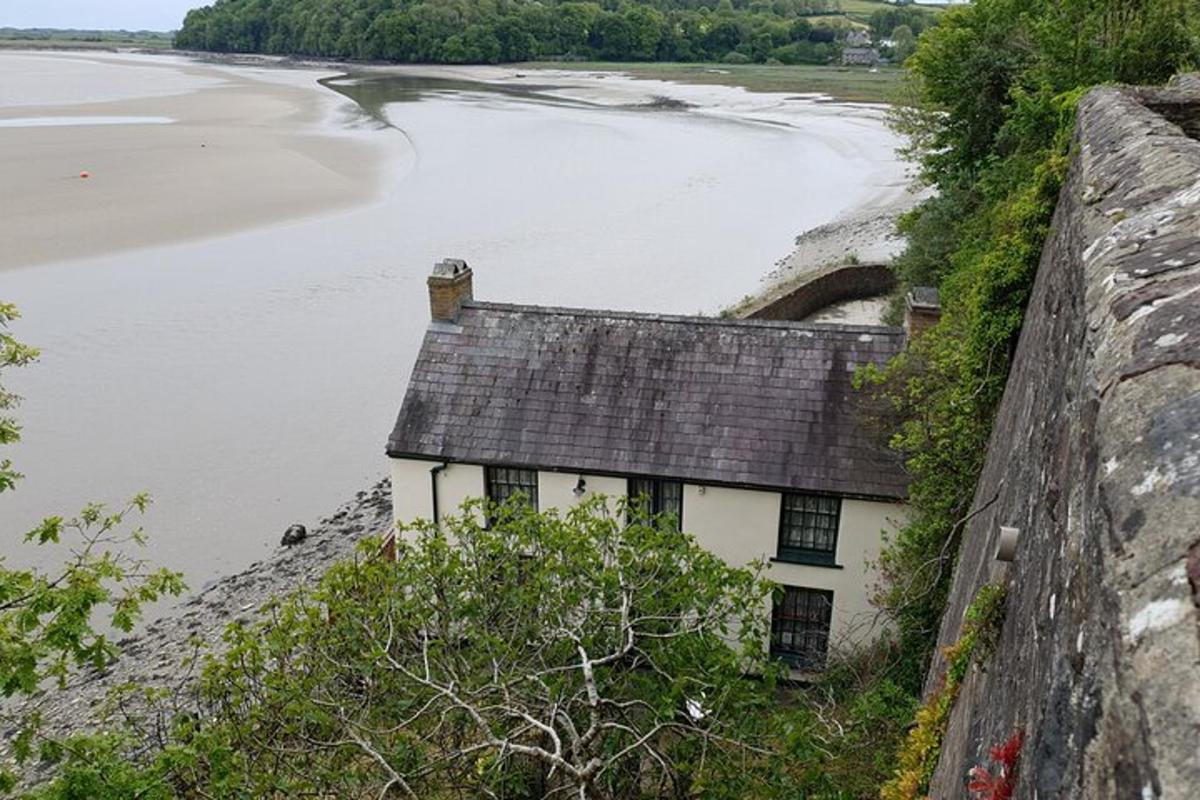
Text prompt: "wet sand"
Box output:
[[1, 52, 910, 274], [0, 52, 388, 270]]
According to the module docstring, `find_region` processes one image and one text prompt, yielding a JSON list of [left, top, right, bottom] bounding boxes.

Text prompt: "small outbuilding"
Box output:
[[842, 46, 882, 66]]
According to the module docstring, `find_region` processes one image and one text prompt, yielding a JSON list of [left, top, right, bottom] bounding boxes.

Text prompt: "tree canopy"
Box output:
[[174, 0, 886, 65], [13, 498, 850, 798]]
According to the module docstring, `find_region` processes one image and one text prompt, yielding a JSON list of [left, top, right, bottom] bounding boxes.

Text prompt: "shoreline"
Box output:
[[0, 50, 393, 271], [1, 49, 909, 279], [1, 479, 394, 780], [727, 182, 930, 323]]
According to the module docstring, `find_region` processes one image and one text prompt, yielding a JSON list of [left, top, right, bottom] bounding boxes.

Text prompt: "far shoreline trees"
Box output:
[[174, 0, 935, 66]]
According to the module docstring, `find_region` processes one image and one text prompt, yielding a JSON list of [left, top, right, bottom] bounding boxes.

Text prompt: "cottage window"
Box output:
[[771, 586, 833, 671], [485, 467, 539, 511], [777, 493, 841, 566], [628, 478, 683, 528]]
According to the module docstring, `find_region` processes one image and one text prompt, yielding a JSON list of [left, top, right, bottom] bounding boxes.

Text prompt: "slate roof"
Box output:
[[387, 302, 909, 499]]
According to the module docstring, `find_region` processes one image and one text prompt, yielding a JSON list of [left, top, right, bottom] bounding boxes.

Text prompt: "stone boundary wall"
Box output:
[[926, 76, 1200, 798], [742, 262, 895, 321]]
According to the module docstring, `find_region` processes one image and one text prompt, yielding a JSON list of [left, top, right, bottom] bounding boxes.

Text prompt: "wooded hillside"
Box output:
[[174, 0, 934, 64]]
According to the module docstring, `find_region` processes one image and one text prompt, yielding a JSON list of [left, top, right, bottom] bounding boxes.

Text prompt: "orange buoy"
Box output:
[[79, 171, 90, 179]]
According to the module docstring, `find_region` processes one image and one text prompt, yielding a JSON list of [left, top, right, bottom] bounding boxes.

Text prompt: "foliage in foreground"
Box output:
[[21, 499, 804, 799], [0, 303, 37, 495], [13, 497, 927, 799], [0, 306, 186, 793], [880, 583, 1007, 800], [860, 0, 1200, 691]]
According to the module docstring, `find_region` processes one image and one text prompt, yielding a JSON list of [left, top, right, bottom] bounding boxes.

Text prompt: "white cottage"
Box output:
[[386, 260, 910, 673]]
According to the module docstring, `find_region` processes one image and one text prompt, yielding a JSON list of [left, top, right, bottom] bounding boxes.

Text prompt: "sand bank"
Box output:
[[726, 181, 932, 323], [0, 52, 390, 271]]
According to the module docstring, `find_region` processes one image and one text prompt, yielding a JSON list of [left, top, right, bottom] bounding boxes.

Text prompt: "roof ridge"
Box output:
[[460, 300, 904, 336]]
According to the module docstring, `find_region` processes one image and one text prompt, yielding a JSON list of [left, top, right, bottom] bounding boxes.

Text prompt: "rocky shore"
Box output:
[[1, 478, 393, 780], [724, 185, 931, 323]]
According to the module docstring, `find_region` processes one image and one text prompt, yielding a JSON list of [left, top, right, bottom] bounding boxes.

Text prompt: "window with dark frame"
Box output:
[[770, 586, 833, 671], [777, 493, 841, 565], [627, 478, 683, 528], [484, 466, 539, 511]]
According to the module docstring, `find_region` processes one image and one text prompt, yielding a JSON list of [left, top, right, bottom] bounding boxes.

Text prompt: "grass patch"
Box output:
[[835, 0, 946, 23], [0, 29, 173, 50], [518, 61, 905, 103]]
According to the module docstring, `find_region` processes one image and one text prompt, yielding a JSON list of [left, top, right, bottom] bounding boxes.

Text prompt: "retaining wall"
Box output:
[[926, 76, 1200, 799], [744, 262, 895, 321]]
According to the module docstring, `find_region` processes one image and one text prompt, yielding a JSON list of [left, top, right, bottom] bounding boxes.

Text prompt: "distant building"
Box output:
[[386, 260, 918, 674], [842, 46, 882, 66], [845, 29, 872, 47]]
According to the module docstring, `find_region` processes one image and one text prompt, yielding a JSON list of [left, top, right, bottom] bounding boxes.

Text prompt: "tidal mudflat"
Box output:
[[1, 51, 909, 589]]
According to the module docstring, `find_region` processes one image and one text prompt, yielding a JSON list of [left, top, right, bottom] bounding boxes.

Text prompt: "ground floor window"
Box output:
[[771, 586, 833, 671], [628, 477, 683, 528], [485, 466, 539, 511]]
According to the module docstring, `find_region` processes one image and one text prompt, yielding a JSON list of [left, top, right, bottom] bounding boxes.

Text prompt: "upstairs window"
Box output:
[[771, 586, 833, 671], [778, 493, 841, 566], [485, 467, 538, 511], [628, 478, 683, 528]]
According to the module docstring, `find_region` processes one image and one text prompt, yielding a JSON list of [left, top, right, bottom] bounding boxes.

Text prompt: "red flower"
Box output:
[[968, 731, 1024, 800], [991, 731, 1025, 770]]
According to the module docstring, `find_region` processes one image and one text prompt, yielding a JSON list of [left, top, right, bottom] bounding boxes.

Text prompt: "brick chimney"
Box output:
[[427, 259, 473, 322], [904, 286, 941, 340]]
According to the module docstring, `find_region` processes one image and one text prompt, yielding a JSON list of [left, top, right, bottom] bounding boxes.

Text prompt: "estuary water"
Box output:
[[0, 53, 906, 589]]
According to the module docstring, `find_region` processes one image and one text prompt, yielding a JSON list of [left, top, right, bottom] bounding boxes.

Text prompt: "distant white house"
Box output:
[[845, 29, 872, 47], [386, 260, 915, 673]]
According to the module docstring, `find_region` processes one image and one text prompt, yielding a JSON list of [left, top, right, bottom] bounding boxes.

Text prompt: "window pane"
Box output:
[[629, 479, 653, 503], [486, 467, 538, 511], [771, 586, 832, 671], [779, 493, 841, 558], [628, 478, 682, 528], [659, 480, 682, 526]]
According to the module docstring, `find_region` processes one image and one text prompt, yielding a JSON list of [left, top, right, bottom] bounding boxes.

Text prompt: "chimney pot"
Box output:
[[428, 259, 473, 322], [904, 286, 941, 340]]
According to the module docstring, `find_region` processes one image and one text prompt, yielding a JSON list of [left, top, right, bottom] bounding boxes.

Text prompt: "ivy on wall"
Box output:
[[880, 583, 1008, 800]]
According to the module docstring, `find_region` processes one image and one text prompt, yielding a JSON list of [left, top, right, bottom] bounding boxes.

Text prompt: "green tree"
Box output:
[[890, 24, 915, 63], [593, 12, 635, 59], [0, 305, 185, 793], [29, 498, 801, 798], [174, 0, 854, 66], [0, 304, 36, 495]]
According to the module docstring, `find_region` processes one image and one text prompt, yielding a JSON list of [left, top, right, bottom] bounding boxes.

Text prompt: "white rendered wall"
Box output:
[[538, 471, 627, 516], [681, 486, 905, 658], [390, 458, 485, 529], [391, 460, 626, 527], [390, 458, 905, 662], [390, 458, 435, 525]]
